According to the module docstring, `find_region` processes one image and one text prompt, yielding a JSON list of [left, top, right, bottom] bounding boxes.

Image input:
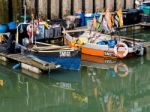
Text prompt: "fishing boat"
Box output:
[[27, 42, 81, 70], [15, 22, 81, 70], [64, 8, 144, 59], [14, 1, 81, 70], [64, 30, 144, 59]]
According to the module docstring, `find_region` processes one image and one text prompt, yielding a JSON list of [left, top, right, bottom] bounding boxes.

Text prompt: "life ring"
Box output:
[[114, 42, 128, 58], [114, 62, 129, 77]]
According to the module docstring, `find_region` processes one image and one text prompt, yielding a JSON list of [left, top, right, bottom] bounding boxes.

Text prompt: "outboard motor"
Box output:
[[22, 37, 30, 47]]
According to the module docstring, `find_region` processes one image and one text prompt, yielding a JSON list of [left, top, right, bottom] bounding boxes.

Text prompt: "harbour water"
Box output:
[[0, 29, 150, 112]]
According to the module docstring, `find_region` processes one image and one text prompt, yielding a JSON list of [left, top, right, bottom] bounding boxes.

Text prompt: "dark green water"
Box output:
[[0, 30, 150, 112]]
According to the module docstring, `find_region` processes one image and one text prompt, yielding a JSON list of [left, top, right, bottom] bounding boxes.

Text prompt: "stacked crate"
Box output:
[[141, 2, 150, 23]]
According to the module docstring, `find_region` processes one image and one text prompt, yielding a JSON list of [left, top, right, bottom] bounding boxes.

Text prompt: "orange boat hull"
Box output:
[[81, 46, 118, 59], [64, 36, 129, 59]]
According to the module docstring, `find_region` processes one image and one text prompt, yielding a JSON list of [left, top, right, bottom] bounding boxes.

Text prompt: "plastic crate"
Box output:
[[85, 13, 94, 25], [141, 15, 150, 22], [123, 9, 141, 25], [85, 13, 101, 25], [143, 6, 150, 15]]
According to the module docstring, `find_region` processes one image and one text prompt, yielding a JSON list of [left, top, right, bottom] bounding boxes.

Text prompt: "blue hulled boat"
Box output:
[[29, 42, 81, 70]]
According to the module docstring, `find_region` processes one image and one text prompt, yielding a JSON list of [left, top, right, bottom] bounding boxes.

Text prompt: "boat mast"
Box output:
[[23, 0, 27, 23], [16, 0, 30, 44]]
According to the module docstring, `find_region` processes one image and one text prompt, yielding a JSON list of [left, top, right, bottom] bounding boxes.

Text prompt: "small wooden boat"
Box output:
[[15, 21, 81, 70], [28, 42, 81, 70], [64, 30, 144, 59], [30, 42, 80, 58]]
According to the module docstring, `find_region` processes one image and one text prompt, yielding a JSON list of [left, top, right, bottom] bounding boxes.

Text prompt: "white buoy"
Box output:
[[0, 56, 8, 62], [21, 63, 42, 74]]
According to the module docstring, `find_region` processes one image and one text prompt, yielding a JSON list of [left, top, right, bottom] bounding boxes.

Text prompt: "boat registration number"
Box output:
[[60, 51, 71, 57], [104, 51, 116, 56]]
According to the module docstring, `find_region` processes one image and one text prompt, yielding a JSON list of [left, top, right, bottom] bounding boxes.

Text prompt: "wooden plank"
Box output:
[[32, 45, 68, 51], [38, 0, 47, 19], [116, 0, 124, 10], [117, 23, 141, 29], [51, 0, 60, 19], [140, 22, 150, 27], [121, 36, 145, 42], [95, 0, 104, 12], [26, 0, 36, 14], [12, 0, 21, 21], [63, 28, 88, 33], [74, 0, 82, 13], [126, 0, 134, 9], [0, 0, 3, 23], [0, 0, 9, 23], [106, 0, 114, 11], [0, 0, 137, 21], [62, 0, 71, 17], [143, 42, 150, 47], [85, 0, 93, 13]]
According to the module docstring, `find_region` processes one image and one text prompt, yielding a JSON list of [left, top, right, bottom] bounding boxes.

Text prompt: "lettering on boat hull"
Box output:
[[104, 51, 116, 57], [59, 51, 71, 57]]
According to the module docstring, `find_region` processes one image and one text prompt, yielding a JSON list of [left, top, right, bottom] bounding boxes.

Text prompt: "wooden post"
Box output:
[[51, 0, 60, 19], [85, 0, 93, 13], [106, 0, 114, 11], [26, 0, 36, 14], [0, 0, 3, 23], [62, 0, 71, 17], [95, 0, 104, 12], [11, 0, 22, 21], [0, 0, 9, 23], [74, 0, 82, 13], [35, 0, 39, 18], [126, 0, 134, 9], [116, 0, 124, 10], [38, 0, 47, 19]]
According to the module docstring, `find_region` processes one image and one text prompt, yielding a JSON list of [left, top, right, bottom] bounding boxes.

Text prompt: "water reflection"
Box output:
[[0, 55, 150, 112], [81, 54, 130, 78], [80, 56, 150, 112]]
